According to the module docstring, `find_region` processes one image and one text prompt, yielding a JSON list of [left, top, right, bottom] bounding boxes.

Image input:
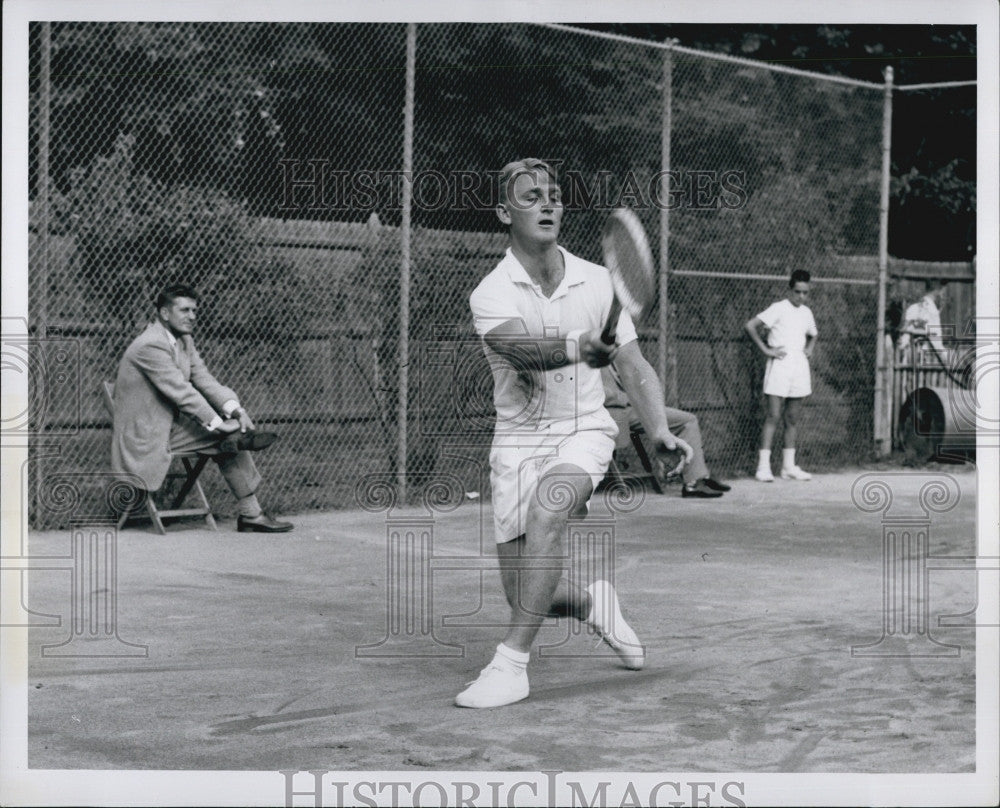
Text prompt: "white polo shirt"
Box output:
[[756, 299, 817, 353], [470, 246, 637, 436]]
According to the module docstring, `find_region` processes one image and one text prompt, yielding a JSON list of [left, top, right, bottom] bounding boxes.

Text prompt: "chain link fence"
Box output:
[[665, 42, 885, 474], [25, 22, 974, 528]]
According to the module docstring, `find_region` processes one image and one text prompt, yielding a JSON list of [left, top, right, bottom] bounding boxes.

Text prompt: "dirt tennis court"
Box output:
[[26, 468, 978, 773]]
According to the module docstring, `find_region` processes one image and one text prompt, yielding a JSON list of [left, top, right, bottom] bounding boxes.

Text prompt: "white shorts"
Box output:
[[763, 351, 811, 398], [489, 427, 615, 544]]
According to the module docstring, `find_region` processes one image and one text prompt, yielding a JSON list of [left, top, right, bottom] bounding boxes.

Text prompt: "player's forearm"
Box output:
[[618, 363, 670, 438], [485, 325, 612, 371], [484, 336, 574, 371]]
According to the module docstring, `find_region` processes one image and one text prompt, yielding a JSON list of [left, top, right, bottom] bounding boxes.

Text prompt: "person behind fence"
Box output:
[[111, 283, 293, 533], [601, 364, 730, 498], [459, 158, 693, 709], [898, 279, 949, 361], [744, 269, 818, 483]]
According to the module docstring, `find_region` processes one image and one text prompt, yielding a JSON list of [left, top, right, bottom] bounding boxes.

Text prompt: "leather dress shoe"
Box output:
[[681, 479, 724, 498], [218, 430, 278, 454], [702, 477, 731, 492], [237, 513, 293, 533]]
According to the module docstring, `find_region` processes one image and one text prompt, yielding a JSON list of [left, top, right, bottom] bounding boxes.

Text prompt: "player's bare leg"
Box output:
[[782, 395, 800, 449], [519, 467, 643, 669], [497, 535, 641, 670], [498, 539, 590, 622], [501, 464, 592, 653], [780, 397, 811, 479], [756, 395, 784, 481], [455, 465, 587, 708], [455, 464, 643, 708]]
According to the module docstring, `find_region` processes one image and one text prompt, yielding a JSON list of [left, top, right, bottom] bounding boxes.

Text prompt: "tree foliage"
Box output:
[[30, 21, 975, 261], [55, 132, 306, 341], [587, 23, 976, 259]]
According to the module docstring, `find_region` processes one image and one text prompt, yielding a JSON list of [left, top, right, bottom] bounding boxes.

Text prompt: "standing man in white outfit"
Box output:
[[899, 279, 949, 361], [458, 158, 693, 709], [744, 269, 818, 482]]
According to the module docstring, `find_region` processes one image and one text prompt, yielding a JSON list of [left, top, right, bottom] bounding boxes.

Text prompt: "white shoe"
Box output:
[[454, 662, 529, 708], [586, 580, 645, 670], [780, 465, 812, 481], [755, 467, 774, 482]]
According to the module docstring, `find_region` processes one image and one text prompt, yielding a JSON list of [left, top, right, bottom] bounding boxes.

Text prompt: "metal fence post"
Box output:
[[32, 22, 52, 528], [874, 66, 894, 456], [659, 38, 679, 405], [398, 23, 416, 502], [36, 22, 50, 344]]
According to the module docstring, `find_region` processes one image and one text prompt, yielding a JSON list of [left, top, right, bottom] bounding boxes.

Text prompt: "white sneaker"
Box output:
[[586, 580, 645, 670], [454, 662, 529, 708], [755, 467, 774, 482], [780, 465, 812, 481]]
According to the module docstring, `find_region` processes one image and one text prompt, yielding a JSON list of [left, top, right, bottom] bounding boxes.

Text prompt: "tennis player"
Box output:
[[457, 158, 693, 709]]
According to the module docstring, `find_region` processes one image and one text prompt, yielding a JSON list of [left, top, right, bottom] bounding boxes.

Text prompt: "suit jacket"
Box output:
[[112, 322, 237, 490]]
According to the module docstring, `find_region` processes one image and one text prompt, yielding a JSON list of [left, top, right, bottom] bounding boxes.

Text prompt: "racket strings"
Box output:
[[602, 208, 656, 321]]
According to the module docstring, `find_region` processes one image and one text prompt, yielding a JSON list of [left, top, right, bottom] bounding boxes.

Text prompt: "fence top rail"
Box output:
[[895, 80, 978, 91], [536, 21, 673, 51], [536, 22, 884, 91]]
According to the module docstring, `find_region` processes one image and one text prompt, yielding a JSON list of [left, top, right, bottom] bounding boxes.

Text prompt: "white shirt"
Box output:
[[756, 299, 817, 353], [470, 246, 637, 434], [900, 295, 945, 353]]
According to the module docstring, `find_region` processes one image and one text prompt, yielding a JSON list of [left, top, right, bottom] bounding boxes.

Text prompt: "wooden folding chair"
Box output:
[[605, 406, 665, 495], [102, 381, 217, 533]]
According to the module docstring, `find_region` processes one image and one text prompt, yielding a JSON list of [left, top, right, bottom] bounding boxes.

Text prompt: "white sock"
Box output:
[[757, 449, 771, 470], [783, 448, 796, 469], [494, 643, 529, 672]]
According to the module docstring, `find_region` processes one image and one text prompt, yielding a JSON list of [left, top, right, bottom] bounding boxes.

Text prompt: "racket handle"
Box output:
[[600, 297, 622, 345]]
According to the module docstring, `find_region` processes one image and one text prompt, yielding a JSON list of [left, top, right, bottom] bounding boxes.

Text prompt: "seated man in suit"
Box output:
[[602, 363, 730, 499], [112, 283, 292, 533]]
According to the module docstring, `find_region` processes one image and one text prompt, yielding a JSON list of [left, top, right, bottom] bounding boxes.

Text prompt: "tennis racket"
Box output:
[[599, 208, 656, 345]]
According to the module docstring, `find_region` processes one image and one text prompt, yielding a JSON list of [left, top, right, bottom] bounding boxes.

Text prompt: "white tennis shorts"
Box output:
[[763, 351, 812, 398], [489, 427, 615, 544]]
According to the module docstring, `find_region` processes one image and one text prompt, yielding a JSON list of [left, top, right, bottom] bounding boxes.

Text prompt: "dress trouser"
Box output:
[[168, 418, 261, 499], [626, 405, 710, 485]]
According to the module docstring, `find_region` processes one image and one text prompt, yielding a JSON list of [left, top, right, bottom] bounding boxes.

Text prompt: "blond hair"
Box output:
[[498, 158, 558, 204]]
